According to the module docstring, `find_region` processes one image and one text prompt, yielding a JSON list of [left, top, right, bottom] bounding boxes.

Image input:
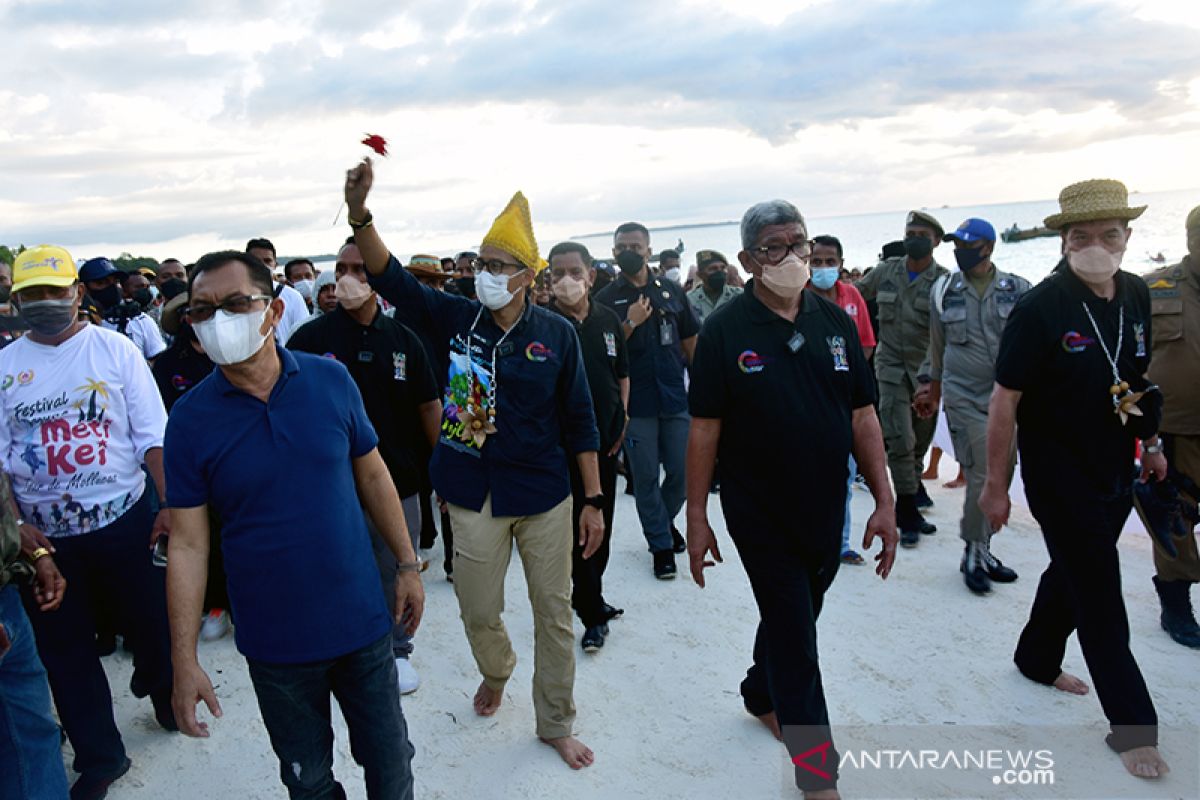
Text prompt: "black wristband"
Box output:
[[583, 494, 605, 509]]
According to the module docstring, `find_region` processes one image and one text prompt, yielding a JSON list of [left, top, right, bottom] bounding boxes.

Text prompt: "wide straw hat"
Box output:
[[1043, 179, 1147, 230]]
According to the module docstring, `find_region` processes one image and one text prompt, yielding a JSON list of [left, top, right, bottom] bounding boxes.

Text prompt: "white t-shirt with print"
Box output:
[[100, 313, 167, 360], [276, 284, 310, 345], [0, 325, 167, 537]]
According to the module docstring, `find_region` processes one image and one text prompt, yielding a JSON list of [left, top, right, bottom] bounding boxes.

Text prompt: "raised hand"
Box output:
[[345, 157, 374, 215]]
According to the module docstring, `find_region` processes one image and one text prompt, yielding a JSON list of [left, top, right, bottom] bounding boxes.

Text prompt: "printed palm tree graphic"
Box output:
[[75, 378, 111, 422]]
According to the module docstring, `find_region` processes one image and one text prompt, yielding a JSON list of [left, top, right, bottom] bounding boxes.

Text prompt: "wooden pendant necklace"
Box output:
[[1080, 302, 1143, 425]]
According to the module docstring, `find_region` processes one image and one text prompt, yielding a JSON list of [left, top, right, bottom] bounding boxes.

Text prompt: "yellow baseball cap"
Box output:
[[13, 245, 79, 293]]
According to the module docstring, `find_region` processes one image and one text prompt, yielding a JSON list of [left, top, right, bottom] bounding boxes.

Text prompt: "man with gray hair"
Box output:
[[687, 199, 898, 798]]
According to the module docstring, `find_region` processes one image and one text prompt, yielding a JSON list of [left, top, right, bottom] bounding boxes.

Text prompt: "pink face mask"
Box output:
[[553, 275, 587, 306], [336, 275, 373, 309], [1067, 245, 1123, 287], [759, 254, 810, 299]]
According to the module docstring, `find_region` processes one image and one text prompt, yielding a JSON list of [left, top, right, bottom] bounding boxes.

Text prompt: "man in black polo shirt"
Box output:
[[981, 179, 1169, 780], [686, 199, 897, 799], [594, 222, 700, 579], [547, 241, 630, 653], [288, 247, 442, 695]]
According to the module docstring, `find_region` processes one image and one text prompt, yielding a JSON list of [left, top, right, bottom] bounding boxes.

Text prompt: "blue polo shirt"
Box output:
[[164, 346, 391, 664], [593, 273, 699, 418], [369, 255, 600, 517]]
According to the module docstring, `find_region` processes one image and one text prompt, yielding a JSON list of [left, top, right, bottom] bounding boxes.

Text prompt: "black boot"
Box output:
[[915, 483, 934, 509], [960, 543, 991, 595], [896, 495, 922, 548], [1153, 576, 1200, 648], [980, 540, 1018, 583]]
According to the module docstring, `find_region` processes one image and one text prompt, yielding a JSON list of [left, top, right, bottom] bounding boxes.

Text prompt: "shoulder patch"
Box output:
[[1147, 278, 1176, 290]]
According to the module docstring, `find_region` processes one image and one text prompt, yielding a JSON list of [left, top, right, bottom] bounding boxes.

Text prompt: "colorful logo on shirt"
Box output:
[[737, 350, 766, 374], [843, 303, 859, 317], [1, 375, 13, 391], [603, 331, 617, 358], [827, 336, 850, 372], [1061, 331, 1094, 353], [525, 341, 553, 362], [1133, 323, 1146, 358], [170, 374, 193, 392], [322, 352, 338, 360], [17, 370, 34, 385], [393, 351, 407, 381]]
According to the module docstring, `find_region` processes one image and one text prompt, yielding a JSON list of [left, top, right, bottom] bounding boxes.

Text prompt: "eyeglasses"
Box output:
[[472, 258, 527, 277], [183, 293, 272, 323], [750, 241, 812, 266]]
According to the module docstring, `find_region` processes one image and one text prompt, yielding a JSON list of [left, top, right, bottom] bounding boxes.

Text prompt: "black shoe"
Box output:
[[900, 529, 920, 548], [71, 758, 132, 800], [918, 517, 937, 534], [895, 494, 933, 539], [915, 483, 934, 509], [982, 548, 1018, 583], [419, 527, 437, 550], [1154, 576, 1200, 648], [624, 479, 635, 496], [961, 544, 992, 595], [601, 603, 624, 622], [582, 624, 608, 653], [671, 524, 686, 554], [653, 550, 677, 580]]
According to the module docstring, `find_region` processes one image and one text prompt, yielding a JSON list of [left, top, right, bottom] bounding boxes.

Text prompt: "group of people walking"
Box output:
[[0, 167, 1196, 800]]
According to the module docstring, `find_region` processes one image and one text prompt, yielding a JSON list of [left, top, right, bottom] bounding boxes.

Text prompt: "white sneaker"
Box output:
[[200, 609, 231, 641], [395, 657, 420, 695]]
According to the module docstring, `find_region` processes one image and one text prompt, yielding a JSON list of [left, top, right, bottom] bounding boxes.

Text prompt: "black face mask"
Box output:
[[704, 270, 728, 291], [903, 236, 934, 261], [616, 250, 645, 276], [0, 286, 10, 304], [132, 288, 153, 308], [91, 284, 122, 309], [455, 276, 476, 298]]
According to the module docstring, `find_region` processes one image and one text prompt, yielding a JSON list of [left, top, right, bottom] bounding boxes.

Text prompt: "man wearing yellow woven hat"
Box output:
[[344, 158, 605, 770], [981, 179, 1170, 779]]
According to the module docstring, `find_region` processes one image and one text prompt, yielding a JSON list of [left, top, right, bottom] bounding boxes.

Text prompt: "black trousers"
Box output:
[[568, 450, 618, 628], [1016, 484, 1158, 751], [729, 520, 841, 792]]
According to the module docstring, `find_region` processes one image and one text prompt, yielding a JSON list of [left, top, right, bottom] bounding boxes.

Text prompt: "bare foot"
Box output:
[[753, 710, 783, 741], [540, 735, 595, 769], [1052, 672, 1090, 695], [1119, 746, 1169, 779], [803, 791, 840, 800], [921, 467, 939, 480], [943, 475, 966, 489], [473, 682, 503, 716]]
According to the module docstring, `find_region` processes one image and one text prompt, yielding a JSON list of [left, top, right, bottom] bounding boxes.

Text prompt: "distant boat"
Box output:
[[1001, 224, 1058, 243]]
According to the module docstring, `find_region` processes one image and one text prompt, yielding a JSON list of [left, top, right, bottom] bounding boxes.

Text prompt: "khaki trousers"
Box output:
[[879, 375, 936, 496], [1134, 433, 1200, 583], [945, 404, 1015, 544], [447, 495, 576, 739]]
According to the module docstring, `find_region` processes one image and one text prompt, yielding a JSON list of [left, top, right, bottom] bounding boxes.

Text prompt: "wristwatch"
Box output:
[[583, 494, 605, 509], [1142, 438, 1164, 455]]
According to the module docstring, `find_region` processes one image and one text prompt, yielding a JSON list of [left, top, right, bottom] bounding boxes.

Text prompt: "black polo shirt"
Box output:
[[152, 339, 215, 413], [594, 273, 699, 418], [288, 304, 440, 499], [689, 281, 875, 553], [996, 261, 1160, 497], [550, 300, 630, 453]]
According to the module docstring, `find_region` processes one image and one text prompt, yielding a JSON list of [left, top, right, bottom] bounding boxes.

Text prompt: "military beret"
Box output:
[[905, 210, 945, 238]]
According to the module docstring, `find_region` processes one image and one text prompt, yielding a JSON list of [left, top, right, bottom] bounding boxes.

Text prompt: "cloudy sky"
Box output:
[[2, 0, 1198, 262]]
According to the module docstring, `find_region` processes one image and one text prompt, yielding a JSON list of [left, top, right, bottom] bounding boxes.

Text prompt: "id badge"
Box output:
[[660, 319, 674, 346]]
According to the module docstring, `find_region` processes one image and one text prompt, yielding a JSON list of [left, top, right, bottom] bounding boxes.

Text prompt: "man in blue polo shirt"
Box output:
[[164, 250, 425, 800], [344, 157, 605, 771]]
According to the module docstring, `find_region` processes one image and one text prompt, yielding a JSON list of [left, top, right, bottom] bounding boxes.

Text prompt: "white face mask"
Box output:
[[192, 307, 272, 365], [553, 275, 587, 307], [665, 267, 681, 284], [292, 278, 315, 300], [336, 275, 373, 310], [759, 253, 810, 300], [1067, 244, 1123, 287], [476, 270, 522, 311]]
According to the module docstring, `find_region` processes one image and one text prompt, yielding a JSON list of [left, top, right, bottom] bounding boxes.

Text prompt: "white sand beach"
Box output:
[[91, 457, 1198, 799]]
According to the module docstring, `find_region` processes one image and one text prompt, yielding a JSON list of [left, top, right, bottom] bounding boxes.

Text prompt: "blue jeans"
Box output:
[[841, 455, 856, 554], [0, 584, 70, 799], [624, 412, 690, 553], [246, 633, 415, 800], [21, 490, 172, 778]]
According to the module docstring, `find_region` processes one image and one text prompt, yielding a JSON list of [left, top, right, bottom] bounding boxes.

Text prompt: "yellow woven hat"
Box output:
[[481, 191, 547, 273], [13, 245, 78, 293], [1043, 179, 1147, 230]]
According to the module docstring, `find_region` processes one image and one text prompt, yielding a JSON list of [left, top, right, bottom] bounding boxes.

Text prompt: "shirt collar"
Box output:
[[212, 343, 298, 396], [743, 278, 818, 325], [333, 303, 386, 330]]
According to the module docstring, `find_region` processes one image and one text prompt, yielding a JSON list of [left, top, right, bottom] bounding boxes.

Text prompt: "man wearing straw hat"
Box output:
[[344, 157, 606, 770], [981, 179, 1169, 779]]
